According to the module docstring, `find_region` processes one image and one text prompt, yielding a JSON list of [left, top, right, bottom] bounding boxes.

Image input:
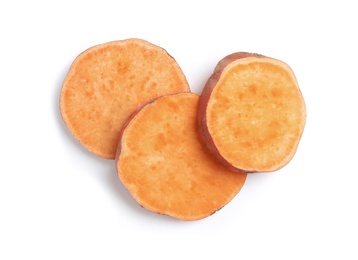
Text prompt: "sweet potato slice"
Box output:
[[60, 39, 190, 159], [116, 93, 247, 220], [198, 53, 306, 173]]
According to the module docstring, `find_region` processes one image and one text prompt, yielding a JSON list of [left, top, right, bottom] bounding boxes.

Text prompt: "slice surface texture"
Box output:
[[198, 53, 306, 172], [116, 93, 247, 220], [60, 38, 190, 159]]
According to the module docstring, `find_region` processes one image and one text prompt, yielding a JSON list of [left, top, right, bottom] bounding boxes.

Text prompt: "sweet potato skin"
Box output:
[[60, 38, 190, 159], [198, 53, 261, 173], [198, 53, 306, 173], [116, 93, 247, 220]]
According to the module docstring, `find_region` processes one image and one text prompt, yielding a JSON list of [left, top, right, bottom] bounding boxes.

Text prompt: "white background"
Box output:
[[1, 1, 357, 259]]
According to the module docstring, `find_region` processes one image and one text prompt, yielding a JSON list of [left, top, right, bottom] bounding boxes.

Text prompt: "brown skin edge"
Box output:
[[115, 98, 154, 164], [197, 52, 266, 174], [115, 93, 182, 217], [115, 91, 190, 162], [115, 92, 216, 221], [116, 92, 242, 220]]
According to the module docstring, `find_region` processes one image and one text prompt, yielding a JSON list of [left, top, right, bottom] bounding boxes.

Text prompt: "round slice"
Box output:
[[116, 93, 247, 221], [60, 38, 190, 159], [198, 53, 306, 173]]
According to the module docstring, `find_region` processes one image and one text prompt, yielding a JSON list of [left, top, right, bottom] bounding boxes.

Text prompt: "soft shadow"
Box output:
[[54, 63, 78, 147], [53, 62, 69, 123], [104, 162, 184, 223], [54, 61, 192, 224], [53, 61, 103, 160]]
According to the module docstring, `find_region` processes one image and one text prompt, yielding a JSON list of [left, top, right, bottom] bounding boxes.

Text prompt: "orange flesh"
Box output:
[[206, 58, 306, 172], [117, 93, 247, 220], [60, 39, 189, 159]]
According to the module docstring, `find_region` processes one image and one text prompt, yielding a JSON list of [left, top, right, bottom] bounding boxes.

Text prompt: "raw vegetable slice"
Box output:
[[198, 53, 306, 173], [116, 93, 247, 220], [60, 38, 190, 159]]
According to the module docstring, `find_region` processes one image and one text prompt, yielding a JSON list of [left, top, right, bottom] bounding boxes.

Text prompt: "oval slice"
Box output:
[[116, 93, 247, 220], [198, 53, 306, 173], [60, 38, 190, 159]]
